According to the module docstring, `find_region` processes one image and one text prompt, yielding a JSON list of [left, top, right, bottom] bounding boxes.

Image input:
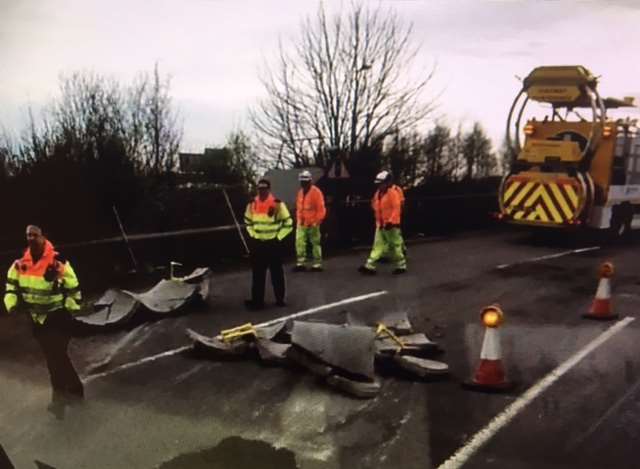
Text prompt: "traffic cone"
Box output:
[[583, 261, 618, 320], [463, 305, 514, 392]]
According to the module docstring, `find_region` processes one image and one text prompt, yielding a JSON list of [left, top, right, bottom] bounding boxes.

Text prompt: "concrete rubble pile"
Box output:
[[186, 310, 448, 398], [77, 268, 212, 328]]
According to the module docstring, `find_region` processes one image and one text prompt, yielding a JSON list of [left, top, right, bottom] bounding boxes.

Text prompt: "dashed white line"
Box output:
[[438, 316, 635, 469], [83, 290, 388, 384], [496, 246, 600, 270]]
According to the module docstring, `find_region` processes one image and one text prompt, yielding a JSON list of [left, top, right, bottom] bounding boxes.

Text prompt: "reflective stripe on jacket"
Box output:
[[4, 240, 82, 325], [296, 185, 326, 227], [244, 193, 294, 241], [372, 187, 402, 227]]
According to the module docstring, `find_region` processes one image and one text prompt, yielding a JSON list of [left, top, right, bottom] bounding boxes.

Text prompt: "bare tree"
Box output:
[[251, 2, 435, 168], [140, 63, 182, 174], [462, 122, 497, 179]]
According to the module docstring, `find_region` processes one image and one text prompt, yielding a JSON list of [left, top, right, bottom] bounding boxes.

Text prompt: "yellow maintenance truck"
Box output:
[[499, 65, 639, 238]]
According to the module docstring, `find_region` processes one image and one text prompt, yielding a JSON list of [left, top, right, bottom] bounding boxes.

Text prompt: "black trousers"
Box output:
[[250, 239, 285, 304], [31, 310, 84, 399]]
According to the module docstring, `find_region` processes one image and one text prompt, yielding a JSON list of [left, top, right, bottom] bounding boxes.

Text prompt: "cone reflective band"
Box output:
[[583, 262, 617, 320], [600, 261, 614, 278], [481, 305, 504, 328], [463, 304, 514, 392]]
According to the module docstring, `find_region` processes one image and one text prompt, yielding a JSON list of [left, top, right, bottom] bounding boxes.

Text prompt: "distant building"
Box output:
[[178, 148, 232, 174]]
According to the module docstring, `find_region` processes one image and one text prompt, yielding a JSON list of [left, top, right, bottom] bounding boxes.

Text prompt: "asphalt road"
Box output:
[[2, 228, 640, 469]]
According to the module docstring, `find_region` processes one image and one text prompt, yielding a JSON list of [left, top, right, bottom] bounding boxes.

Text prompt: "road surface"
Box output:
[[1, 228, 640, 468]]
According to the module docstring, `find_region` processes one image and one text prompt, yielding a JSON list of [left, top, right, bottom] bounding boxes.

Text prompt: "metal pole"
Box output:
[[222, 188, 250, 255], [112, 205, 139, 272]]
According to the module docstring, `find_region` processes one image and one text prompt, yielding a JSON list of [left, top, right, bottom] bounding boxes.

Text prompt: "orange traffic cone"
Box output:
[[583, 261, 618, 320], [463, 305, 514, 392]]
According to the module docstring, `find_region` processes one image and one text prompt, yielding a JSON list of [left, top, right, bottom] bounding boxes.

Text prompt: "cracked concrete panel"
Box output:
[[347, 310, 413, 334], [187, 329, 250, 357], [125, 279, 199, 314], [77, 268, 211, 327], [291, 322, 377, 380], [76, 289, 139, 326]]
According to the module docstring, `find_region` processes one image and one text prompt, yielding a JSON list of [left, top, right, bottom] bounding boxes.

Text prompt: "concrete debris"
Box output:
[[187, 328, 250, 358], [286, 346, 333, 377], [291, 321, 377, 380], [375, 333, 439, 355], [392, 355, 449, 378], [347, 310, 413, 334], [77, 268, 212, 327], [255, 339, 291, 364], [187, 311, 448, 399], [326, 374, 382, 399], [79, 289, 139, 326]]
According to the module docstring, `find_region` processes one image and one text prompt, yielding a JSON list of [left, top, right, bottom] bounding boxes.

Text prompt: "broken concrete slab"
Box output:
[[77, 289, 139, 326], [125, 280, 199, 314], [187, 329, 250, 358], [347, 310, 413, 334], [180, 267, 212, 300], [285, 346, 333, 377], [291, 321, 377, 380], [256, 339, 291, 365], [392, 355, 449, 378], [375, 333, 440, 355], [326, 374, 381, 399], [77, 268, 212, 327]]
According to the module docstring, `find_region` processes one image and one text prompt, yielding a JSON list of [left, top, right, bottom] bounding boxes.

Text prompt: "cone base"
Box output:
[[462, 379, 515, 393], [582, 312, 619, 321]]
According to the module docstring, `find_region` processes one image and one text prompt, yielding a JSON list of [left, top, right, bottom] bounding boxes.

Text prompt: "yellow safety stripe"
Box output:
[[564, 185, 579, 208], [510, 181, 536, 207], [503, 180, 521, 202], [548, 184, 574, 219], [503, 178, 583, 225]]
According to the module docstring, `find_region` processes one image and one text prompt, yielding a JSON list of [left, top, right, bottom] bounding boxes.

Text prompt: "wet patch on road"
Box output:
[[157, 436, 298, 469]]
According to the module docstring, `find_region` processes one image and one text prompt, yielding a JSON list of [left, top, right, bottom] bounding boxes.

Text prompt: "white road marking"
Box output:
[[83, 290, 388, 383], [496, 246, 600, 270], [438, 316, 635, 469]]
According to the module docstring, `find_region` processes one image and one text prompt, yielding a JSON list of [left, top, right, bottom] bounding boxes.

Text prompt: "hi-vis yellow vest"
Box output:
[[4, 240, 82, 325], [244, 194, 293, 241]]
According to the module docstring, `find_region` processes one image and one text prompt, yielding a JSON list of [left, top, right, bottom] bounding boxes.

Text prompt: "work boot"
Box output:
[[358, 265, 376, 275], [310, 266, 323, 272], [244, 300, 265, 311], [275, 300, 287, 307], [392, 268, 407, 275], [292, 265, 307, 272]]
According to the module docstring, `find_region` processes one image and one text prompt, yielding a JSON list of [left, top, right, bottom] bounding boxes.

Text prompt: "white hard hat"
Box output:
[[298, 170, 312, 181], [374, 170, 390, 183]]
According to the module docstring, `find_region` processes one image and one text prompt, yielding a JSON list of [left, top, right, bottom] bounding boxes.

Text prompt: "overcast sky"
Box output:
[[2, 0, 640, 153]]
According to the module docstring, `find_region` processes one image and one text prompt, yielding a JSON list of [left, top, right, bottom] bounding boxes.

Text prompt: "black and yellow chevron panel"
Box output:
[[501, 177, 582, 225]]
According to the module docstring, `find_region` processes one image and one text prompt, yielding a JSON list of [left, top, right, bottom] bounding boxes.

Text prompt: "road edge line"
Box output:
[[438, 316, 635, 469]]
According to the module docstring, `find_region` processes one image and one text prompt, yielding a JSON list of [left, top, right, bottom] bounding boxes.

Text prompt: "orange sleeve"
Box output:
[[314, 187, 326, 223], [295, 189, 303, 225]]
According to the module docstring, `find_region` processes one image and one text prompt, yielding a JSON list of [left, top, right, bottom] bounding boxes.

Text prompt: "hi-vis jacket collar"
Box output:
[[17, 240, 62, 277]]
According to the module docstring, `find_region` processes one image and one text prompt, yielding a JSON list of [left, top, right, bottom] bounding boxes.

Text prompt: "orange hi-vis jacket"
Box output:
[[296, 185, 326, 227], [4, 240, 82, 324], [372, 187, 402, 227]]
